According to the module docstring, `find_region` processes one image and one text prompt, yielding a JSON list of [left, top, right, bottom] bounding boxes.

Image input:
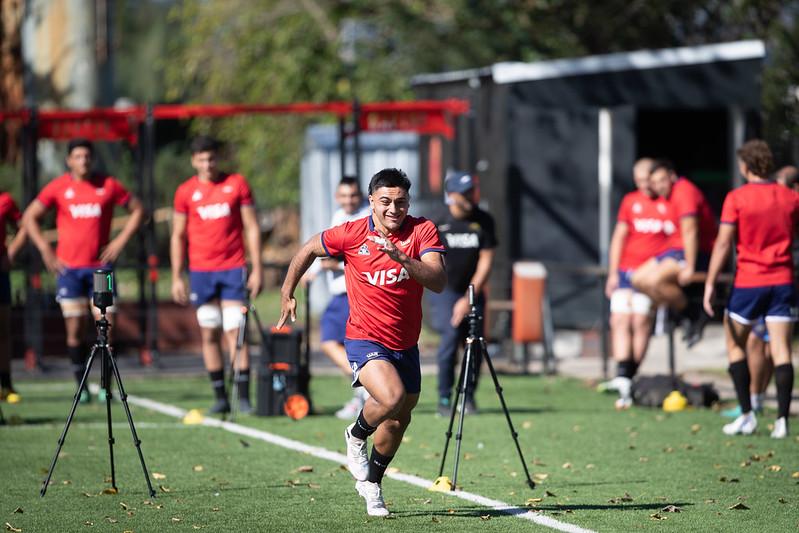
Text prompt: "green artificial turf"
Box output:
[[1, 374, 797, 532]]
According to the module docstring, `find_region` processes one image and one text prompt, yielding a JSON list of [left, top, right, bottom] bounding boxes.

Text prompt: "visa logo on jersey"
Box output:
[[632, 218, 676, 235], [68, 203, 101, 219], [445, 233, 479, 248], [197, 202, 231, 220], [363, 268, 410, 286]]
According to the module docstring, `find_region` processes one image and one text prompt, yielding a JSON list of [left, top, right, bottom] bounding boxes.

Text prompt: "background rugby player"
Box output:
[[171, 136, 263, 415], [602, 158, 672, 408], [704, 140, 797, 439], [23, 139, 144, 403]]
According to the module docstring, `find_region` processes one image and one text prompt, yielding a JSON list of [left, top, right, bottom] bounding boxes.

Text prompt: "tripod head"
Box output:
[[466, 284, 482, 339]]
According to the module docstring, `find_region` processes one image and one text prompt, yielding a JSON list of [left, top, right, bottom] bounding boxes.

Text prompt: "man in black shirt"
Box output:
[[431, 172, 497, 416]]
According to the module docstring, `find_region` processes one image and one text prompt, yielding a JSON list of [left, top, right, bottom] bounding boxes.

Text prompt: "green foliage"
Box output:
[[158, 0, 798, 207]]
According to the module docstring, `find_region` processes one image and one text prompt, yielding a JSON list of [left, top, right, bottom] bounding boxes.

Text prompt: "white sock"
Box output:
[[750, 393, 762, 411]]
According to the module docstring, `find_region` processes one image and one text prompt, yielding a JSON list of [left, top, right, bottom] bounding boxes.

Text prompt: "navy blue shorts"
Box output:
[[655, 248, 710, 271], [344, 339, 421, 394], [189, 267, 247, 306], [0, 270, 10, 305], [56, 267, 114, 301], [727, 284, 798, 325], [320, 293, 349, 343], [617, 269, 634, 289]]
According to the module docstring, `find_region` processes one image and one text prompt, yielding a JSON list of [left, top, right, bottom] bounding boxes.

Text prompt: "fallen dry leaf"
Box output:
[[193, 465, 204, 472], [778, 498, 787, 504], [193, 526, 204, 530], [211, 507, 220, 512], [159, 485, 171, 493], [105, 517, 118, 524], [639, 457, 649, 463], [729, 502, 750, 510], [4, 524, 22, 533], [522, 421, 532, 429], [82, 492, 94, 498], [431, 517, 440, 523], [239, 439, 250, 448], [585, 464, 595, 469], [308, 483, 321, 489], [526, 498, 543, 505], [480, 515, 491, 520], [533, 473, 549, 481], [172, 517, 182, 523], [663, 447, 674, 453], [102, 488, 118, 495], [83, 522, 93, 526], [296, 466, 314, 473], [705, 499, 717, 504], [661, 505, 681, 513], [545, 490, 557, 497], [562, 463, 572, 469], [62, 480, 72, 485], [792, 471, 799, 479], [766, 465, 782, 472], [691, 424, 702, 433], [11, 509, 22, 515], [650, 513, 667, 521], [153, 472, 166, 480]]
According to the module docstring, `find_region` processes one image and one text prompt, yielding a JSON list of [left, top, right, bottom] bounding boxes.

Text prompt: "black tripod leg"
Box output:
[[481, 339, 536, 489], [41, 346, 99, 497], [450, 339, 474, 491], [107, 353, 157, 497], [437, 341, 469, 478], [101, 348, 117, 490]]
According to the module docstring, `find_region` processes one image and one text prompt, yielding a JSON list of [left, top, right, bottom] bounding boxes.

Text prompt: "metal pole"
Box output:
[[352, 99, 362, 181], [598, 108, 613, 379]]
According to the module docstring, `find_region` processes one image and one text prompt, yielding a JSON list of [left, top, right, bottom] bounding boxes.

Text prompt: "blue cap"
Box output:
[[445, 172, 475, 194]]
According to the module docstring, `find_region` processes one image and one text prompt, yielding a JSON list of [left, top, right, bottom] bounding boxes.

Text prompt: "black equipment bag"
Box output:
[[256, 327, 311, 416], [632, 374, 719, 408]]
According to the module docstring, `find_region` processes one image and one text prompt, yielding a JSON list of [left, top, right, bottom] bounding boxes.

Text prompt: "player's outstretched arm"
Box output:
[[277, 233, 326, 328], [368, 228, 446, 293], [21, 199, 62, 274], [241, 205, 263, 298]]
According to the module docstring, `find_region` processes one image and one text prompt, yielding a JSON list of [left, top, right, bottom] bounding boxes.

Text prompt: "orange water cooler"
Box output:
[[512, 262, 555, 373]]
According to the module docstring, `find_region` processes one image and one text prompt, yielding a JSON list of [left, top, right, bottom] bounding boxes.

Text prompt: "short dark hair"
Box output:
[[339, 176, 361, 191], [737, 139, 773, 178], [368, 168, 411, 195], [190, 135, 220, 155], [67, 138, 93, 156], [650, 159, 676, 175]]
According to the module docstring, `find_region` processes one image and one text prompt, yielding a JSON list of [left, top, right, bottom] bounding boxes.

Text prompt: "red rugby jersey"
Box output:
[[0, 192, 22, 258], [173, 173, 254, 271], [36, 174, 131, 268], [617, 190, 673, 270], [720, 181, 799, 288], [666, 177, 717, 253], [322, 215, 446, 351]]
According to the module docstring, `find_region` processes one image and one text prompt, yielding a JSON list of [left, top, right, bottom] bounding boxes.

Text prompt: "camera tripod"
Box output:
[[436, 285, 535, 491], [40, 310, 156, 498]]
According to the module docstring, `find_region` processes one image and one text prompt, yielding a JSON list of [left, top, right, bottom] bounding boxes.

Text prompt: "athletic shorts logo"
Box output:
[[358, 244, 370, 255], [68, 203, 102, 219], [365, 351, 380, 359]]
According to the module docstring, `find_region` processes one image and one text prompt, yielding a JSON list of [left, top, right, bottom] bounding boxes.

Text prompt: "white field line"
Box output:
[[121, 391, 595, 533]]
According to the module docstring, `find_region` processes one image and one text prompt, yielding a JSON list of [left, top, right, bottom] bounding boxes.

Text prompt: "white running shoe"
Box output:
[[614, 397, 632, 410], [722, 412, 757, 436], [335, 394, 365, 420], [355, 480, 389, 517], [616, 377, 632, 402], [344, 423, 369, 481], [597, 376, 624, 393], [770, 417, 788, 439]]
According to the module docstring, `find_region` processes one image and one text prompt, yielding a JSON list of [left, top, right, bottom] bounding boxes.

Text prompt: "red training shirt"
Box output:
[[0, 192, 22, 258], [617, 190, 673, 270], [666, 177, 717, 253], [720, 181, 799, 288], [36, 174, 131, 268], [173, 173, 254, 271], [322, 215, 446, 351]]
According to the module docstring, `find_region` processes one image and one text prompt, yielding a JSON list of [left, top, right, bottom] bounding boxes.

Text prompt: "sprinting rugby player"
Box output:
[[277, 168, 446, 516], [24, 139, 143, 402], [603, 158, 672, 408], [704, 140, 797, 439], [171, 136, 263, 415], [633, 160, 717, 346], [0, 191, 26, 403], [305, 176, 371, 419]]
